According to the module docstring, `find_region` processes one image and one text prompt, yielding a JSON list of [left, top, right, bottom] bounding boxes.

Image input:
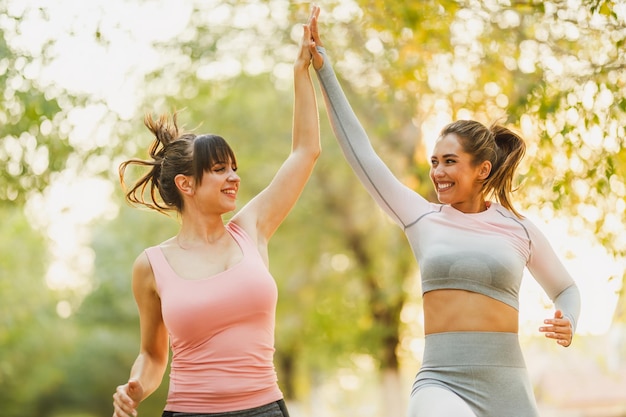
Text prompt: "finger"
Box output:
[[113, 381, 141, 416], [539, 324, 569, 334], [299, 26, 313, 59], [310, 4, 320, 16], [310, 15, 323, 47], [556, 331, 572, 346], [305, 4, 318, 27], [302, 23, 311, 42], [112, 401, 133, 417], [542, 327, 572, 346], [543, 313, 569, 327]]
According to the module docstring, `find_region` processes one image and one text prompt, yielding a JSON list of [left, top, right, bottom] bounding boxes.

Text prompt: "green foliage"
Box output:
[[0, 5, 80, 205], [0, 206, 73, 417], [1, 0, 625, 414], [51, 203, 178, 417], [350, 0, 626, 256]]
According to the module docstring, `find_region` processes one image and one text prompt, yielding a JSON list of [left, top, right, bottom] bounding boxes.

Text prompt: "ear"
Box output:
[[478, 160, 492, 180], [174, 174, 194, 196]]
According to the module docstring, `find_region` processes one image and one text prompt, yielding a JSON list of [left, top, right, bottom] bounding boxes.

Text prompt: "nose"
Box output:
[[228, 169, 240, 182], [432, 164, 444, 178]]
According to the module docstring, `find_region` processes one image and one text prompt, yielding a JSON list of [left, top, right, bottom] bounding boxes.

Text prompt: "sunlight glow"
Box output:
[[331, 254, 351, 273], [6, 0, 193, 119], [25, 174, 118, 296], [519, 211, 622, 335], [8, 0, 623, 331], [56, 300, 72, 319]]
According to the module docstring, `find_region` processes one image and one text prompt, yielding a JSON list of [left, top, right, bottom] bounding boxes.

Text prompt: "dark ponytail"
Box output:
[[119, 112, 237, 216], [119, 112, 194, 214]]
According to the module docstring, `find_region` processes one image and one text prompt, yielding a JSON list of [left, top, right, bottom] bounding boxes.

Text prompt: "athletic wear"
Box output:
[[410, 332, 539, 416], [145, 222, 283, 413], [314, 46, 581, 416], [314, 47, 579, 328], [161, 399, 290, 417]]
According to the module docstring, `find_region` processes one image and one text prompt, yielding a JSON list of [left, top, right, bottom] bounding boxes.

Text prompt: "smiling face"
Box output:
[[181, 134, 240, 215], [196, 159, 240, 214], [175, 155, 240, 217], [429, 133, 492, 213]]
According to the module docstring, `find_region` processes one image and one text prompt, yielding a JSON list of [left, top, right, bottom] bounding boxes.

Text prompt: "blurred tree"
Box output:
[[305, 0, 626, 408], [32, 200, 178, 417], [0, 1, 81, 205], [112, 0, 626, 412], [56, 203, 177, 417], [2, 0, 625, 415], [328, 0, 626, 251], [0, 206, 75, 417]]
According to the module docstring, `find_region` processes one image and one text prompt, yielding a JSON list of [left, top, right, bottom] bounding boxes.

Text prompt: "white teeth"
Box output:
[[438, 183, 452, 191], [223, 189, 236, 194]]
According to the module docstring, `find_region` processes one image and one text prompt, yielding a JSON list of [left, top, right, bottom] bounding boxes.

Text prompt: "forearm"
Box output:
[[553, 283, 581, 333], [292, 64, 321, 158], [245, 63, 320, 239], [314, 47, 379, 170], [129, 351, 168, 401], [314, 47, 429, 227]]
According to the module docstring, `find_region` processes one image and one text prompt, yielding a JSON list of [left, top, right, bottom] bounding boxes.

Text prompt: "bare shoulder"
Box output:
[[231, 212, 260, 244], [131, 251, 157, 295], [230, 215, 269, 264]]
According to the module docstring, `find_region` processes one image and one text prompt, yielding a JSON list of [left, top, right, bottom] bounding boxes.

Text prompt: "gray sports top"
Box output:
[[314, 47, 580, 330]]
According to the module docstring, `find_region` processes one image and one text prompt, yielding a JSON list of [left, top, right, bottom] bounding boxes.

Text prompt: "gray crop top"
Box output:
[[314, 47, 580, 330]]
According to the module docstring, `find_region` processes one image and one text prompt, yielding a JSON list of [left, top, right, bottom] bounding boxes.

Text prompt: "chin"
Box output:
[[436, 194, 450, 205]]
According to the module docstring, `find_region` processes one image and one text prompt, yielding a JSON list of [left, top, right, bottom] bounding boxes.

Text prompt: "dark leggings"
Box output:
[[162, 399, 289, 417]]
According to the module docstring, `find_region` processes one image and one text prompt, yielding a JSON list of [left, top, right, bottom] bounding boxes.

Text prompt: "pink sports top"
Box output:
[[144, 222, 283, 413]]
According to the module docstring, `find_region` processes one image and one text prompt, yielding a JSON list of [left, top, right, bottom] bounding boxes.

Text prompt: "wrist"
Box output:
[[293, 59, 311, 72]]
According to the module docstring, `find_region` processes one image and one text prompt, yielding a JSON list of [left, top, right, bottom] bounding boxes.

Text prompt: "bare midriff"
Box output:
[[423, 289, 519, 334]]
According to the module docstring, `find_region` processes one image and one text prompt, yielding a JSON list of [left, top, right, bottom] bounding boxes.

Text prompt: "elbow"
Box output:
[[298, 142, 321, 162], [141, 336, 170, 371], [140, 348, 169, 371]]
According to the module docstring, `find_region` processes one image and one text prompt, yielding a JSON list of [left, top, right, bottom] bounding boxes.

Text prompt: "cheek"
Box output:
[[429, 168, 437, 182]]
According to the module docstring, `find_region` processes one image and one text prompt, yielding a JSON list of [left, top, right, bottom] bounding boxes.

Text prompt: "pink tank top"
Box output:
[[144, 222, 283, 413]]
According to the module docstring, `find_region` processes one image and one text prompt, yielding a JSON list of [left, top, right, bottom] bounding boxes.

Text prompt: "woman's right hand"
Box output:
[[112, 379, 143, 417], [309, 5, 325, 70]]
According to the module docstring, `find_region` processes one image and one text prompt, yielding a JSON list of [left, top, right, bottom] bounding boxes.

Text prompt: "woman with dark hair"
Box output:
[[307, 10, 580, 417], [111, 7, 321, 417]]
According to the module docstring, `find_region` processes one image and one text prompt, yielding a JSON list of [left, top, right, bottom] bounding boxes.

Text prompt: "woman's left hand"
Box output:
[[294, 5, 321, 70], [539, 309, 573, 347]]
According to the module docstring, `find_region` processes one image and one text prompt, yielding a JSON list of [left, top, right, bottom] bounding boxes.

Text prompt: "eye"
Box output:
[[445, 158, 456, 164], [430, 159, 438, 167]]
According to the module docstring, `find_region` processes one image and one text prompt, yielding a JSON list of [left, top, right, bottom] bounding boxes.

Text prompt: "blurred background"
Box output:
[[1, 0, 625, 416]]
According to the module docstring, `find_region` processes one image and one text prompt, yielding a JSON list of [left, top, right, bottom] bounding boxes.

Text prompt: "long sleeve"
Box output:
[[314, 47, 431, 229], [525, 218, 581, 331], [553, 284, 581, 332]]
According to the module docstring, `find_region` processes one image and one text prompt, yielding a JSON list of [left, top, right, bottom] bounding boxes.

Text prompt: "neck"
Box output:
[[176, 215, 228, 248], [452, 199, 489, 214]]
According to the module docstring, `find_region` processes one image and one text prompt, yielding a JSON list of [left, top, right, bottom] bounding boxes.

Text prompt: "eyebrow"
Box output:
[[431, 153, 459, 159]]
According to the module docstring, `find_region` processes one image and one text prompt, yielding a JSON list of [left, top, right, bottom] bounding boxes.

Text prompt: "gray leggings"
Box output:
[[162, 399, 289, 417], [409, 332, 539, 417]]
